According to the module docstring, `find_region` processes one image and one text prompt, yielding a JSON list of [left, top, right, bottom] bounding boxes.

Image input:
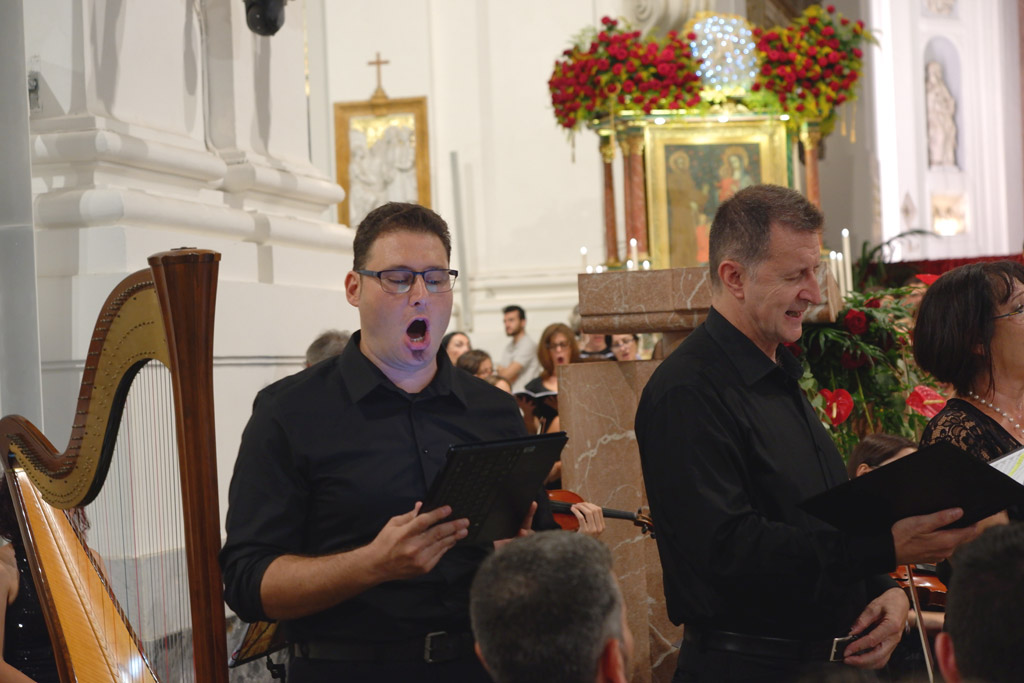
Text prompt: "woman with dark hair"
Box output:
[[846, 433, 916, 479], [440, 331, 471, 365], [605, 334, 640, 362], [914, 260, 1024, 522], [0, 486, 60, 682]]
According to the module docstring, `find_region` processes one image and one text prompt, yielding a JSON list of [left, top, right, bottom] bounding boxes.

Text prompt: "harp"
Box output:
[[0, 249, 227, 682]]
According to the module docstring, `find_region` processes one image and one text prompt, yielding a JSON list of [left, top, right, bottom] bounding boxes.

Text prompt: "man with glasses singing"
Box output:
[[220, 202, 556, 683]]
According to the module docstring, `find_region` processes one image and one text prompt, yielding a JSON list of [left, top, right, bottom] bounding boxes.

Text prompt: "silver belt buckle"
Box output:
[[424, 631, 447, 663], [829, 634, 858, 662]]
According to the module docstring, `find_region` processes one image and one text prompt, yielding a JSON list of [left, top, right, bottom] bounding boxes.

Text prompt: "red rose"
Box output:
[[823, 26, 835, 37], [826, 4, 836, 12], [844, 309, 869, 335], [853, 48, 863, 58], [795, 103, 806, 112], [841, 18, 850, 26], [865, 298, 881, 309], [840, 351, 868, 369]]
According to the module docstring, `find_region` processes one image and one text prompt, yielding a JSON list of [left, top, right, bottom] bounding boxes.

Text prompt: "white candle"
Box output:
[[626, 259, 635, 271], [841, 229, 854, 294], [828, 251, 840, 297], [629, 237, 638, 265], [585, 265, 594, 274], [836, 252, 847, 299], [641, 259, 651, 270], [580, 246, 588, 272]]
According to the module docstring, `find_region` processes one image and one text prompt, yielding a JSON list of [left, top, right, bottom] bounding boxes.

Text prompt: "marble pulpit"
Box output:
[[559, 266, 838, 683]]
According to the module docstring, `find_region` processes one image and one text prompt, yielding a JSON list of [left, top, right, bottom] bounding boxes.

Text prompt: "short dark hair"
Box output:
[[305, 329, 349, 366], [502, 305, 526, 320], [846, 433, 916, 478], [351, 202, 451, 271], [708, 184, 823, 289], [944, 523, 1024, 681], [538, 323, 581, 378], [470, 531, 623, 683], [456, 349, 491, 375], [913, 261, 1024, 396]]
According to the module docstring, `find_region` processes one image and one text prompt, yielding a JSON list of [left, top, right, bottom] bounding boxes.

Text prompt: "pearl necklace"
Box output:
[[967, 392, 1024, 437]]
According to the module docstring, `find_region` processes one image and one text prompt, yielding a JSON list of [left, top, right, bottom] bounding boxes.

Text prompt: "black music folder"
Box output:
[[423, 432, 567, 545], [800, 441, 1024, 535]]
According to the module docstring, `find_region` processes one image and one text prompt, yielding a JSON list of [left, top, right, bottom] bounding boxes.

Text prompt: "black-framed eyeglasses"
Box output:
[[547, 341, 571, 350], [993, 305, 1024, 321], [611, 338, 637, 349], [355, 269, 458, 294]]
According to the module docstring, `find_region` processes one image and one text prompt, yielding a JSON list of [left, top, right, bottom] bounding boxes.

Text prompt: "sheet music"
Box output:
[[990, 446, 1024, 485]]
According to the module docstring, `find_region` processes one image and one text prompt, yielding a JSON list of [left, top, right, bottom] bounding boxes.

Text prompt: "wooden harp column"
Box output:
[[0, 249, 227, 683]]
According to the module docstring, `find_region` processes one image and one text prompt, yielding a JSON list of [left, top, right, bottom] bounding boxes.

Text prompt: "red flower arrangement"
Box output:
[[797, 287, 940, 457], [750, 4, 875, 134], [548, 17, 703, 132]]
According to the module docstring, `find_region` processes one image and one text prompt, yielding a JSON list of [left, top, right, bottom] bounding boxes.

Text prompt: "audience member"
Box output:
[[441, 331, 471, 365], [456, 349, 494, 379], [220, 202, 557, 683], [523, 323, 580, 434], [606, 334, 640, 362], [571, 305, 614, 361], [305, 329, 350, 367], [483, 374, 512, 394], [470, 531, 632, 683], [935, 523, 1024, 683], [497, 305, 541, 393], [846, 433, 916, 479]]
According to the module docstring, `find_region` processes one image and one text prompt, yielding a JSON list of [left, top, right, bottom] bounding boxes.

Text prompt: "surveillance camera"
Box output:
[[244, 0, 286, 36]]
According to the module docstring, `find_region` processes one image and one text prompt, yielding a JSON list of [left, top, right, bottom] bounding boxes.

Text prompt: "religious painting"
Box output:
[[334, 97, 431, 227], [645, 117, 791, 269]]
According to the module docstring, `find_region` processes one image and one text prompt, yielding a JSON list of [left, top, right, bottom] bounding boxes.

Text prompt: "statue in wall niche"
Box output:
[[925, 61, 957, 168], [621, 0, 711, 38], [924, 0, 956, 17]]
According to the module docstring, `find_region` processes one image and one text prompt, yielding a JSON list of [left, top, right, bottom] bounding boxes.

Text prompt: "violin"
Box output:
[[547, 489, 654, 536], [891, 563, 947, 609]]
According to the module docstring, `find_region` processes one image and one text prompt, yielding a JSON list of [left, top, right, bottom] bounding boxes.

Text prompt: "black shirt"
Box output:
[[635, 308, 896, 639], [219, 332, 556, 642]]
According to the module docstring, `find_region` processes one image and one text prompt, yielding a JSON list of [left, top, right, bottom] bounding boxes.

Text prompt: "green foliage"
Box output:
[[795, 287, 938, 458]]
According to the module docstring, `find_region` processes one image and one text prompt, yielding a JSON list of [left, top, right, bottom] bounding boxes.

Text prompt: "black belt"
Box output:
[[290, 631, 475, 664], [684, 627, 853, 662]]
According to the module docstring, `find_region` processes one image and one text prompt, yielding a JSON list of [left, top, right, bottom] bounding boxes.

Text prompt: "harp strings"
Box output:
[[82, 362, 193, 682]]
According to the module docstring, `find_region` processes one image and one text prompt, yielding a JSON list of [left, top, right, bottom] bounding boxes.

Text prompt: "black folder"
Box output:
[[800, 441, 1024, 535], [423, 432, 567, 545]]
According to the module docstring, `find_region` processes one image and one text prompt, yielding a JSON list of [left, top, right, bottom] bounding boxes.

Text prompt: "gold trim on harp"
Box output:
[[8, 281, 171, 508]]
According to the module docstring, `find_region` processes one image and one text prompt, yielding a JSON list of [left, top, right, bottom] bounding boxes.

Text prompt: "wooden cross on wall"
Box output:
[[368, 52, 389, 101]]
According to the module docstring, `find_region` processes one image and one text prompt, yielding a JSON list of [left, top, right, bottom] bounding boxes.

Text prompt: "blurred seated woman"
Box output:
[[455, 349, 493, 379], [914, 261, 1021, 524], [606, 334, 639, 362], [441, 331, 471, 366], [0, 487, 60, 683]]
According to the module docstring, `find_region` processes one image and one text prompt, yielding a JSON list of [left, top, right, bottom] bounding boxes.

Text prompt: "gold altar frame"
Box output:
[[334, 96, 431, 226], [645, 117, 791, 269]]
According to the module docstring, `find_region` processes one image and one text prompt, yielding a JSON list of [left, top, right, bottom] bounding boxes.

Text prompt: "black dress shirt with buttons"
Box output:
[[635, 308, 896, 639], [219, 332, 556, 643]]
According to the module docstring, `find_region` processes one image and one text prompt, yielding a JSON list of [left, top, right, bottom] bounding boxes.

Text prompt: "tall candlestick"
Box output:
[[629, 238, 638, 266], [841, 229, 854, 293], [829, 251, 840, 298], [580, 246, 588, 272], [836, 252, 847, 300]]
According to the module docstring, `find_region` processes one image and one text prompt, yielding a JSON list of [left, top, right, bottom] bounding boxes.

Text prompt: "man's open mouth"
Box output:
[[407, 319, 427, 343]]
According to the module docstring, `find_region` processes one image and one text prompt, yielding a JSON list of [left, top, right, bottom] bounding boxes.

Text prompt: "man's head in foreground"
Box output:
[[470, 531, 633, 683]]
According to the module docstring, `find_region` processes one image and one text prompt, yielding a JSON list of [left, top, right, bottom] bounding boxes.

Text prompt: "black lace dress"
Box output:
[[919, 397, 1022, 465], [4, 543, 60, 683]]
